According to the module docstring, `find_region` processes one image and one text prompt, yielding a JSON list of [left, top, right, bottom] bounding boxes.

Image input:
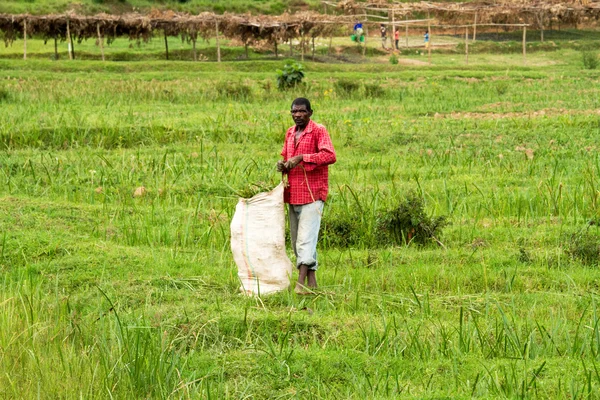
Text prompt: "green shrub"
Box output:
[[565, 227, 600, 265], [377, 192, 448, 246], [364, 83, 386, 98], [495, 81, 509, 95], [334, 79, 360, 96], [276, 60, 304, 90], [389, 54, 399, 65], [216, 81, 252, 100], [582, 51, 599, 70], [321, 213, 363, 248], [0, 87, 10, 103]]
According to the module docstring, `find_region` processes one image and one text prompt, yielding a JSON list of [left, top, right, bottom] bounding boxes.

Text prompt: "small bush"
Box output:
[[364, 83, 386, 98], [0, 87, 10, 103], [321, 213, 363, 248], [276, 60, 304, 90], [566, 228, 600, 265], [582, 51, 599, 70], [216, 81, 252, 100], [389, 54, 399, 65], [334, 79, 360, 97], [495, 81, 509, 95], [378, 192, 448, 246]]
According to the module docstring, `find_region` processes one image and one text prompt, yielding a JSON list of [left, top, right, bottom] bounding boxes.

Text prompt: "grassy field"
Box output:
[[2, 39, 600, 398]]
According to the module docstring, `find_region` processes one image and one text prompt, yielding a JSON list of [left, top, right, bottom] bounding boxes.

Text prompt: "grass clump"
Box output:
[[276, 60, 305, 90], [364, 83, 386, 98], [0, 86, 10, 103], [389, 54, 399, 65], [216, 81, 252, 100], [582, 51, 599, 69], [565, 225, 600, 265], [334, 78, 360, 97], [378, 192, 448, 246]]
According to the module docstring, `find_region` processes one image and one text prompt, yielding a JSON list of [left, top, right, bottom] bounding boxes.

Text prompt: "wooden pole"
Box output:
[[97, 23, 105, 61], [215, 20, 221, 63], [465, 26, 469, 65], [274, 40, 278, 58], [289, 38, 293, 57], [193, 37, 197, 61], [244, 42, 249, 59], [539, 12, 544, 42], [328, 35, 332, 55], [473, 12, 477, 42], [164, 30, 169, 60], [54, 37, 58, 60], [362, 24, 368, 56], [427, 15, 431, 65], [23, 19, 27, 60], [522, 26, 527, 65], [391, 10, 396, 50], [301, 29, 305, 62], [312, 36, 315, 59], [405, 15, 409, 48], [67, 19, 73, 60]]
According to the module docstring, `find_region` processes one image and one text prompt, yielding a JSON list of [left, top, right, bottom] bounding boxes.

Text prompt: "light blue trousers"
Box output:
[[288, 201, 324, 271]]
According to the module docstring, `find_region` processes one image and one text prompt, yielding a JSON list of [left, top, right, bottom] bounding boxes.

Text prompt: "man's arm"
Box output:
[[300, 128, 336, 172]]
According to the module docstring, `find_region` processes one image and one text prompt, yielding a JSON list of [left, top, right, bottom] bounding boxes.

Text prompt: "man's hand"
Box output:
[[284, 155, 303, 170], [276, 160, 288, 173]]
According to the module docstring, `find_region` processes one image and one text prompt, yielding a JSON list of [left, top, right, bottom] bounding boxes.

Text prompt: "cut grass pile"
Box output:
[[2, 52, 600, 397]]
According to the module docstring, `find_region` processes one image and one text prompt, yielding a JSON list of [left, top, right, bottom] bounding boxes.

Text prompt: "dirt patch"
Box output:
[[398, 58, 430, 66], [435, 108, 600, 120]]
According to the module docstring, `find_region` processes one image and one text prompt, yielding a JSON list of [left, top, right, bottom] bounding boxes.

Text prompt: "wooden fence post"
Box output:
[[23, 19, 27, 60], [215, 20, 221, 63], [473, 12, 477, 41], [67, 18, 73, 60], [164, 30, 169, 60], [97, 23, 105, 61], [301, 29, 305, 61], [427, 15, 431, 65], [391, 9, 395, 50], [522, 26, 527, 65], [362, 24, 368, 56], [192, 37, 197, 61], [54, 37, 58, 60], [539, 12, 544, 42], [405, 15, 409, 48], [465, 26, 469, 65]]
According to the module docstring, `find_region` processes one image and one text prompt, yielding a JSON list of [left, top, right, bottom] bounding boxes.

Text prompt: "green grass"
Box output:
[[3, 46, 600, 397]]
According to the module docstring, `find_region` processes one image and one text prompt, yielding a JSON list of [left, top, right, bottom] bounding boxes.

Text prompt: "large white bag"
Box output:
[[230, 182, 293, 295]]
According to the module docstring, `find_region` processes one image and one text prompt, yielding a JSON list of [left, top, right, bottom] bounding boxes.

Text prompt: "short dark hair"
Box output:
[[291, 97, 312, 112]]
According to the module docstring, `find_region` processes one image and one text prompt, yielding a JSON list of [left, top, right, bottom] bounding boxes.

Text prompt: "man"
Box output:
[[380, 24, 387, 49], [276, 98, 336, 293]]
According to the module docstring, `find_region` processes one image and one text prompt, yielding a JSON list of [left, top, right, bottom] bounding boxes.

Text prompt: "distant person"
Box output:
[[276, 98, 336, 294], [394, 28, 400, 50], [354, 21, 363, 35], [380, 24, 387, 49], [424, 30, 430, 49], [353, 20, 364, 43]]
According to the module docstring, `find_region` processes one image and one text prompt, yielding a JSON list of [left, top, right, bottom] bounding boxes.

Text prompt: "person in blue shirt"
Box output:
[[353, 21, 364, 43], [424, 30, 430, 48]]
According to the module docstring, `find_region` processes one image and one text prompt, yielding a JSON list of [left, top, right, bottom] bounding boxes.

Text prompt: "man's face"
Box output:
[[291, 104, 312, 128]]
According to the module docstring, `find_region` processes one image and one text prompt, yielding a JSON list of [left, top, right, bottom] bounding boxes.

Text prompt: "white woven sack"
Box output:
[[230, 182, 293, 295]]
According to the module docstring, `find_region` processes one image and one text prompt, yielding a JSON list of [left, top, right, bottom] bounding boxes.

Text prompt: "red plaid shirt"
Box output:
[[281, 120, 336, 205]]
